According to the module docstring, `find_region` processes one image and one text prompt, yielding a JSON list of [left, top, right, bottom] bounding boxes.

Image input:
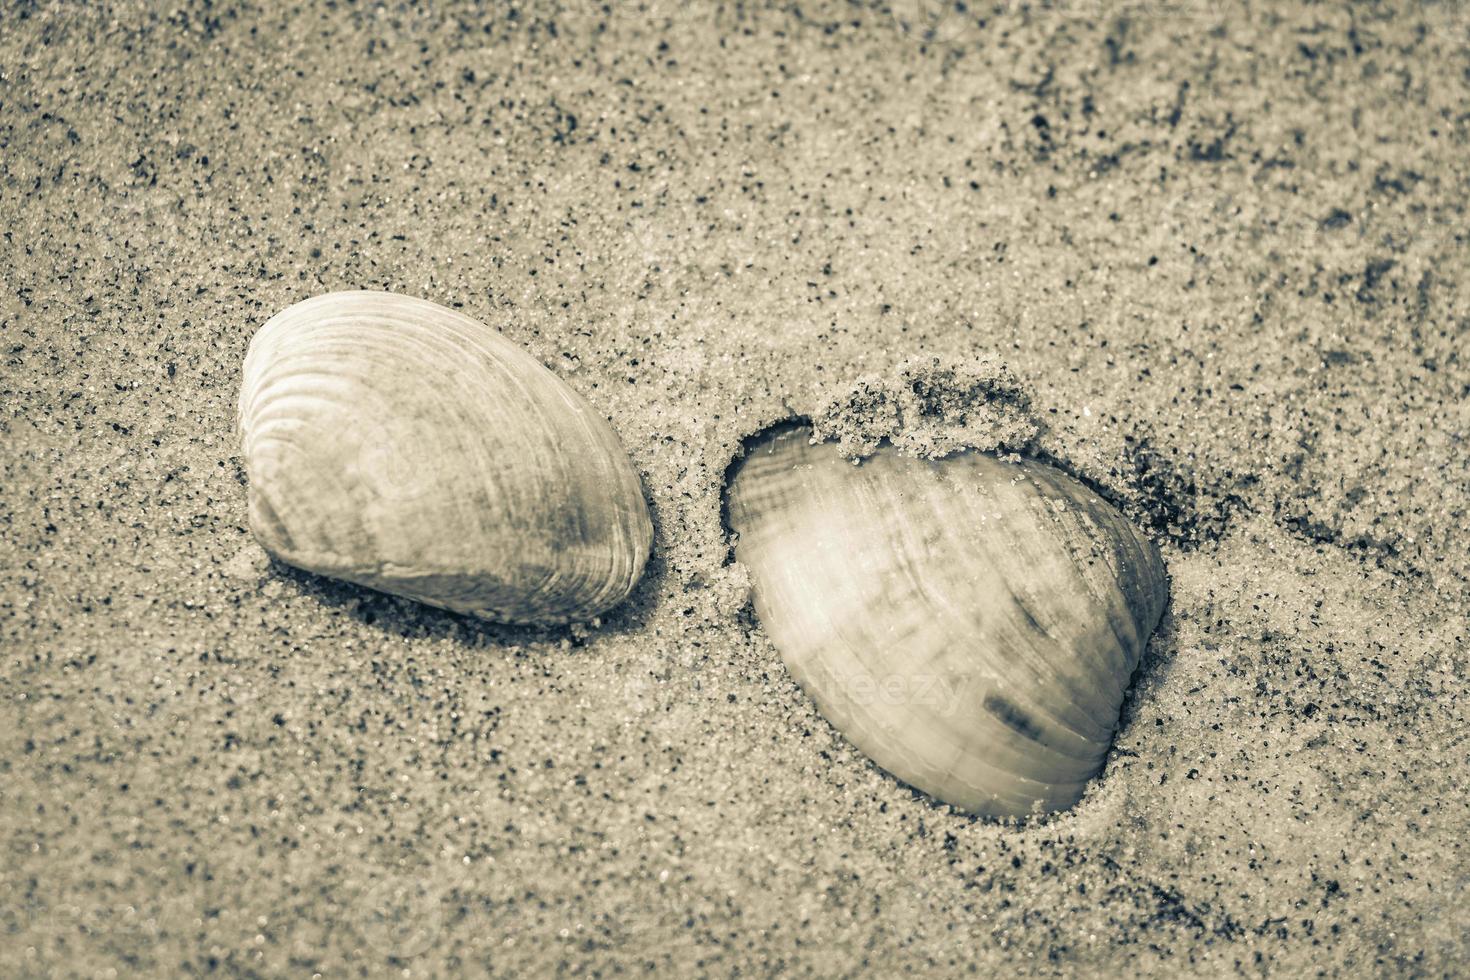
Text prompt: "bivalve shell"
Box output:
[[238, 291, 653, 624], [725, 425, 1167, 818]]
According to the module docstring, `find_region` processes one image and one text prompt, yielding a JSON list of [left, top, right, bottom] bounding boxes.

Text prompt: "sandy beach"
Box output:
[[3, 1, 1467, 975]]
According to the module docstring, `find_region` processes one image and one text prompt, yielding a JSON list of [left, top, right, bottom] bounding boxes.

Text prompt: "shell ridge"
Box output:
[[892, 456, 1112, 764], [1053, 493, 1161, 694], [1008, 468, 1138, 724], [933, 465, 1116, 777], [961, 461, 1121, 740]]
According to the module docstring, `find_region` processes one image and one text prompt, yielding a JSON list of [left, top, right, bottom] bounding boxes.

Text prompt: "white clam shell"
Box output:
[[238, 291, 653, 625], [725, 425, 1168, 818]]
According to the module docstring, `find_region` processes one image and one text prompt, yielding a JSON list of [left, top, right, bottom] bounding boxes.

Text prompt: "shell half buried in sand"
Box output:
[[725, 425, 1168, 818], [237, 291, 653, 625]]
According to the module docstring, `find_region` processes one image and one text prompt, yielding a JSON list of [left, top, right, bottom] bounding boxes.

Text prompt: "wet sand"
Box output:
[[3, 2, 1467, 975]]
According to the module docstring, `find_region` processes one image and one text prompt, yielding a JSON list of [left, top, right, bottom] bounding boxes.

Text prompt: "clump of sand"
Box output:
[[811, 354, 1041, 461]]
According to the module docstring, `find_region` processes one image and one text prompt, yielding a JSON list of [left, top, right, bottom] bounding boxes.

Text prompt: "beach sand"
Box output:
[[3, 1, 1467, 975]]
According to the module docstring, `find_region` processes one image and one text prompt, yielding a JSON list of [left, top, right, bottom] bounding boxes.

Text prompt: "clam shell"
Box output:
[[238, 291, 653, 625], [725, 425, 1167, 818]]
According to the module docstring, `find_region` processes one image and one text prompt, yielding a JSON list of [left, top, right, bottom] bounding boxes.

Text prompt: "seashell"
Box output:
[[725, 425, 1167, 818], [237, 291, 653, 625]]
